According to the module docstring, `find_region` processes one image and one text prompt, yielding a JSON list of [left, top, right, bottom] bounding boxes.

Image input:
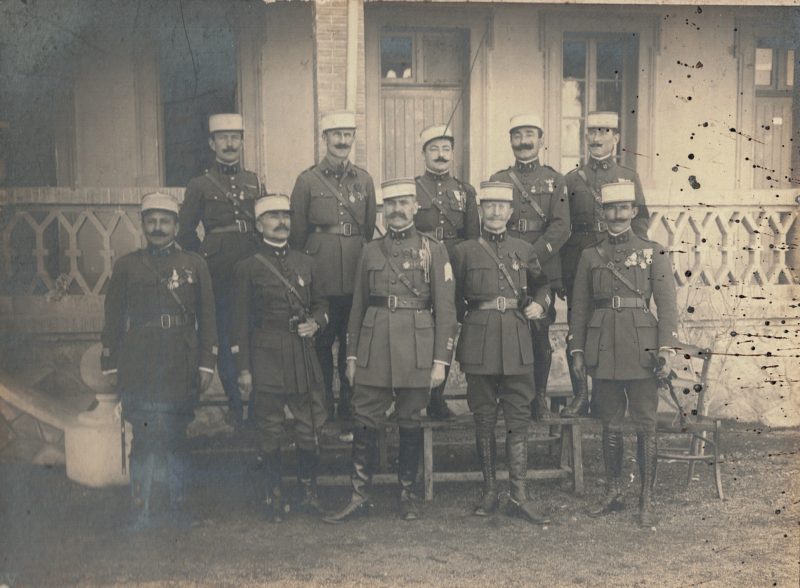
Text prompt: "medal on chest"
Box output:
[[545, 178, 554, 193]]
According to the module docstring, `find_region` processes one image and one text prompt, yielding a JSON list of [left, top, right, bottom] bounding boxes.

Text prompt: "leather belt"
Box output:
[[369, 295, 432, 311], [209, 220, 253, 234], [595, 296, 649, 311], [255, 316, 298, 332], [434, 226, 459, 240], [129, 313, 195, 329], [467, 297, 520, 312], [514, 219, 543, 233], [571, 221, 607, 233], [315, 223, 356, 237]]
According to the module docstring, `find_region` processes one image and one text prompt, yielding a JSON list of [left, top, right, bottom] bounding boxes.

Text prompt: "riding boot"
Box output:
[[589, 428, 625, 517], [295, 448, 324, 515], [427, 365, 455, 420], [561, 353, 590, 417], [473, 420, 498, 516], [323, 427, 377, 523], [263, 448, 287, 522], [637, 432, 658, 527], [128, 452, 157, 533], [337, 378, 353, 420], [397, 427, 422, 521], [531, 348, 554, 421], [506, 433, 550, 524], [166, 451, 195, 527]]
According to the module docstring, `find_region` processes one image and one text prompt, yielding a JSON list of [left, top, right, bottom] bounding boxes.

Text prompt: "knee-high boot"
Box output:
[[397, 427, 423, 520], [589, 428, 625, 516], [506, 433, 550, 524], [637, 432, 658, 527], [323, 426, 377, 523]]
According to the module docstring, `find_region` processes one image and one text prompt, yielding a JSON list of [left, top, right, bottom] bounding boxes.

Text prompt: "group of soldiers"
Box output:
[[101, 108, 678, 532]]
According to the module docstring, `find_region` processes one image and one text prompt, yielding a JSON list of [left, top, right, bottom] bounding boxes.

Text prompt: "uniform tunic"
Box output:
[[568, 229, 679, 381], [490, 159, 570, 288], [561, 157, 650, 292], [413, 169, 480, 261], [452, 233, 552, 376], [101, 244, 217, 412], [289, 156, 377, 296], [347, 226, 457, 389]]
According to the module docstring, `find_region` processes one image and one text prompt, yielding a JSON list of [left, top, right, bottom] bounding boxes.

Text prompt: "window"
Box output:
[[381, 36, 413, 80], [755, 42, 795, 94], [561, 34, 638, 172], [380, 30, 466, 86]]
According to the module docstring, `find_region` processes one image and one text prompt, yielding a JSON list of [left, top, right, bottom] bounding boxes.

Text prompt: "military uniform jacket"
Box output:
[[452, 232, 552, 376], [347, 226, 457, 389], [289, 156, 377, 297], [101, 244, 217, 409], [413, 170, 480, 261], [231, 242, 329, 395], [561, 157, 650, 289], [490, 160, 570, 288], [177, 162, 264, 286], [568, 229, 679, 380]]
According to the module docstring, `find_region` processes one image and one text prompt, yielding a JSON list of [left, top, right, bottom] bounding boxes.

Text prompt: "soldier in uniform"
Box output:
[[232, 194, 329, 522], [452, 182, 553, 524], [102, 192, 217, 530], [490, 114, 570, 421], [323, 179, 457, 523], [568, 182, 678, 527], [177, 113, 265, 426], [289, 111, 377, 420], [413, 123, 480, 420], [561, 111, 651, 417]]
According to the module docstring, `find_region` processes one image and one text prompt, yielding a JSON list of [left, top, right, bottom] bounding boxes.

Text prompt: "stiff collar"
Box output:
[[321, 154, 355, 178], [589, 156, 616, 171], [424, 168, 451, 181], [262, 238, 289, 256], [482, 229, 507, 242], [515, 158, 540, 173], [388, 223, 415, 240], [146, 241, 176, 257], [216, 160, 240, 175], [607, 228, 631, 244]]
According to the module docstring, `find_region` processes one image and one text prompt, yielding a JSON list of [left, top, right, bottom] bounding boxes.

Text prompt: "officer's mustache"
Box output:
[[222, 147, 238, 153], [434, 157, 449, 163], [388, 212, 408, 220], [334, 143, 350, 150], [589, 143, 602, 148], [274, 224, 290, 231], [146, 230, 169, 237], [513, 143, 535, 151]]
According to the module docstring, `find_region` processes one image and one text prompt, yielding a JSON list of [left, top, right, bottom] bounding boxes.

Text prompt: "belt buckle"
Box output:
[[342, 222, 353, 237], [496, 297, 507, 313], [160, 314, 172, 329], [611, 295, 621, 310], [435, 226, 444, 240], [387, 295, 398, 311], [518, 219, 528, 233], [236, 219, 248, 233]]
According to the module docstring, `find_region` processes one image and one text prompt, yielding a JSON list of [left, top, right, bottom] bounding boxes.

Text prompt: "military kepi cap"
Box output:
[[209, 113, 244, 134], [255, 194, 292, 218], [420, 124, 454, 149], [321, 110, 357, 132], [586, 111, 619, 129], [509, 113, 543, 133], [381, 178, 417, 201], [478, 181, 514, 203], [141, 192, 180, 216], [600, 181, 636, 204]]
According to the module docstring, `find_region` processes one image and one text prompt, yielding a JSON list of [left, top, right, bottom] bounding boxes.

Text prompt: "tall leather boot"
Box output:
[[531, 348, 554, 421], [561, 355, 590, 417], [323, 427, 377, 523], [295, 448, 324, 515], [263, 448, 287, 522], [166, 451, 195, 527], [397, 427, 423, 520], [427, 365, 454, 420], [473, 419, 498, 516], [589, 428, 625, 516], [128, 452, 156, 533], [336, 340, 353, 419], [637, 432, 658, 527], [506, 433, 550, 524]]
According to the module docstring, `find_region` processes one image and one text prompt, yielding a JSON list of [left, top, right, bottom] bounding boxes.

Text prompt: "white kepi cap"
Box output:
[[381, 178, 417, 201], [508, 113, 543, 133], [477, 181, 514, 204], [209, 113, 244, 134], [600, 181, 636, 205], [320, 110, 357, 132], [420, 124, 454, 149], [586, 111, 619, 129], [141, 191, 180, 216], [255, 194, 292, 218]]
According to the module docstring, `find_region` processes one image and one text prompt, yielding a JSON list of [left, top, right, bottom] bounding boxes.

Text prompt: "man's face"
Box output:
[[142, 211, 178, 248], [510, 126, 543, 161], [586, 127, 619, 159], [209, 131, 243, 164], [423, 138, 454, 173], [383, 195, 417, 230], [323, 128, 355, 159], [257, 211, 292, 241], [603, 202, 637, 233], [480, 201, 513, 232]]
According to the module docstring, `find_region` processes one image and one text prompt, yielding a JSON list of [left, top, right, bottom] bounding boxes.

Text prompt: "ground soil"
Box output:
[[1, 422, 798, 587]]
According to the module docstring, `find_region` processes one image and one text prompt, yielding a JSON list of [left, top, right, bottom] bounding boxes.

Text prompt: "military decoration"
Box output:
[[297, 274, 305, 287], [545, 178, 555, 192], [624, 249, 654, 269], [420, 239, 432, 283], [166, 269, 181, 290]]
